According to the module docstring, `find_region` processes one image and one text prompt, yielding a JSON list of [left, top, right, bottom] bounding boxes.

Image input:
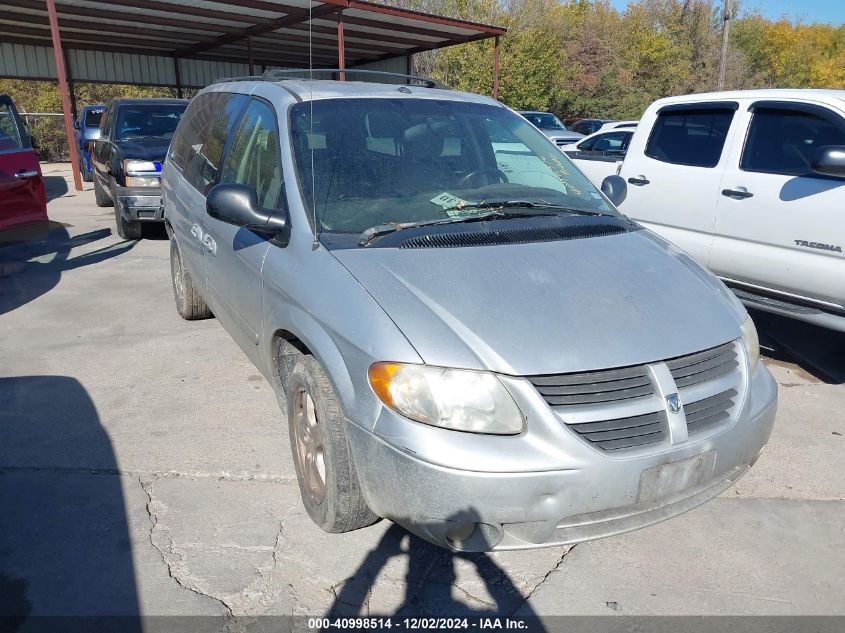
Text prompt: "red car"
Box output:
[[0, 94, 48, 241]]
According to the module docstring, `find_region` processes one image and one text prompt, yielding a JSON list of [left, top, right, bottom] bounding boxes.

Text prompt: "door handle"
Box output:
[[721, 188, 753, 199], [202, 234, 216, 256], [15, 170, 39, 179], [627, 176, 650, 186]]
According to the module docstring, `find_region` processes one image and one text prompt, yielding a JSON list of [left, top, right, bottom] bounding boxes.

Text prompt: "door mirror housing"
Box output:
[[811, 146, 845, 179], [601, 174, 627, 206], [207, 183, 289, 240], [73, 121, 81, 130]]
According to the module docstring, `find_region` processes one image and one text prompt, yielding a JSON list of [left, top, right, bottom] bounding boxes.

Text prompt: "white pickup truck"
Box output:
[[571, 90, 845, 332]]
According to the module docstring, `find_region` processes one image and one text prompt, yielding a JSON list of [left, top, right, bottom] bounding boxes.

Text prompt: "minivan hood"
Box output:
[[333, 230, 743, 376], [114, 138, 171, 161]]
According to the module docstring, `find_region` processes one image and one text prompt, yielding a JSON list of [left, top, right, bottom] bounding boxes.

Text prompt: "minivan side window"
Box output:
[[219, 99, 283, 210], [740, 108, 845, 177], [170, 92, 247, 194], [645, 108, 734, 168]]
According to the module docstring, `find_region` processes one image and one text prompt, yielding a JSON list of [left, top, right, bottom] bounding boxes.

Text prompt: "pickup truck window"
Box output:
[[645, 108, 734, 168], [171, 92, 248, 194], [740, 108, 845, 177], [83, 109, 103, 127]]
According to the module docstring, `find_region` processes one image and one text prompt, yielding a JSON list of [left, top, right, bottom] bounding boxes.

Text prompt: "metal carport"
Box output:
[[0, 0, 506, 191]]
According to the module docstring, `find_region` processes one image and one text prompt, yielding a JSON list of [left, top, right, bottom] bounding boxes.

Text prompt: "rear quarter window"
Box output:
[[645, 107, 735, 167]]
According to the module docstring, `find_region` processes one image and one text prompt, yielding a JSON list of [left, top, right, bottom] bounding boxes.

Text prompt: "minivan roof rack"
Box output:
[[213, 68, 447, 89]]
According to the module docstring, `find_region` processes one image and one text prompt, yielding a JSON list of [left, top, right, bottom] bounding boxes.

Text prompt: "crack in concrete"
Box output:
[[509, 546, 573, 616], [139, 476, 234, 619]]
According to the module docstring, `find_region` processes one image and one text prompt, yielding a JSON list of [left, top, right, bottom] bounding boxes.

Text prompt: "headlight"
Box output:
[[368, 362, 523, 435], [124, 159, 157, 173], [125, 175, 160, 187], [740, 314, 760, 376]]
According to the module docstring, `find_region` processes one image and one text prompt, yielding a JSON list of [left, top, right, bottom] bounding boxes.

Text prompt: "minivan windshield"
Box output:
[[290, 99, 615, 235], [521, 112, 565, 130], [116, 104, 186, 141]]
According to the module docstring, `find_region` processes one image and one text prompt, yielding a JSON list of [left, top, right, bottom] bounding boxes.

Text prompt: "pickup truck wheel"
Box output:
[[115, 207, 142, 240], [81, 167, 93, 183], [287, 356, 379, 533], [93, 175, 111, 207], [169, 238, 212, 320]]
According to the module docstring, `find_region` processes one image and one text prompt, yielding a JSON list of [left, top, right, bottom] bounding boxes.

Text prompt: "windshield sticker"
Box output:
[[430, 192, 472, 210]]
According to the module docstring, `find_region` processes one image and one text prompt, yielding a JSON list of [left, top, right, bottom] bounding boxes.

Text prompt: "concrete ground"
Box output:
[[1, 164, 843, 628]]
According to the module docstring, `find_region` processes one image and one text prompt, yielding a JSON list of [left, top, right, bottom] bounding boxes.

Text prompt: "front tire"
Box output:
[[115, 207, 142, 240], [93, 174, 111, 207], [170, 238, 212, 320], [286, 355, 379, 533]]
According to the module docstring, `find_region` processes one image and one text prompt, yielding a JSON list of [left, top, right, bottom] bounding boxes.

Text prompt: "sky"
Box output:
[[609, 0, 845, 26]]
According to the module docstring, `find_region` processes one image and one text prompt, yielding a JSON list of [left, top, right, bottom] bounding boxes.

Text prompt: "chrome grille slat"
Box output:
[[670, 350, 735, 378], [674, 359, 739, 388], [543, 384, 655, 406], [599, 430, 666, 451], [687, 410, 730, 433], [666, 342, 735, 370], [535, 375, 651, 395], [568, 411, 664, 434], [531, 365, 648, 386], [579, 422, 664, 442], [685, 388, 738, 435], [684, 388, 738, 416]]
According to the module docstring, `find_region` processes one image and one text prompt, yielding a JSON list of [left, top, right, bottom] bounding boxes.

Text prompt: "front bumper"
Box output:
[[346, 364, 777, 551], [115, 185, 163, 222]]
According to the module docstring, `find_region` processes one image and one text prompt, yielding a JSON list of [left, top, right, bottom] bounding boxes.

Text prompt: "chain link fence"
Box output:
[[20, 113, 71, 162]]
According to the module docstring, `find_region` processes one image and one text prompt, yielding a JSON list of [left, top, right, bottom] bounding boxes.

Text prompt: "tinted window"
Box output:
[[645, 108, 734, 167], [741, 108, 845, 176], [84, 109, 104, 127], [171, 92, 247, 194], [0, 101, 24, 151], [220, 99, 283, 210], [521, 113, 564, 130], [592, 131, 628, 152], [573, 120, 601, 136], [115, 104, 186, 141]]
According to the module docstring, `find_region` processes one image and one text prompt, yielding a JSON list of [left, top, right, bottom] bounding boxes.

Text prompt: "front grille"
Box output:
[[667, 342, 738, 388], [569, 410, 667, 451], [685, 388, 738, 434], [555, 139, 567, 146], [530, 340, 743, 453], [529, 365, 653, 407]]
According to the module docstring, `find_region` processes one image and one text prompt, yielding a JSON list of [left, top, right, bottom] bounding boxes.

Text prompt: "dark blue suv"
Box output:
[[73, 104, 105, 183]]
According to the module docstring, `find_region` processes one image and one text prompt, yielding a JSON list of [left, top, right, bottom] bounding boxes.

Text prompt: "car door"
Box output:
[[618, 102, 740, 264], [568, 131, 630, 188], [0, 95, 47, 233], [203, 97, 282, 346], [92, 105, 114, 190], [710, 100, 845, 308]]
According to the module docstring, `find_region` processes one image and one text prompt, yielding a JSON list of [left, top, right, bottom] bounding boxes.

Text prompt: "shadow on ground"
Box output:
[[328, 522, 544, 624], [42, 175, 69, 203], [0, 376, 141, 632], [0, 222, 137, 315], [751, 308, 845, 384]]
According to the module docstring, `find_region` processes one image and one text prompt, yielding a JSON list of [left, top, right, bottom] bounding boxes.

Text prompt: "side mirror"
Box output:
[[206, 183, 288, 238], [73, 121, 81, 130], [601, 174, 627, 206], [811, 146, 845, 179]]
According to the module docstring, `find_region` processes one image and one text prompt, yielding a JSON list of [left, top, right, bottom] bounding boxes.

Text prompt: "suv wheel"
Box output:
[[93, 175, 111, 207], [286, 355, 379, 533], [115, 207, 142, 240], [169, 238, 212, 320]]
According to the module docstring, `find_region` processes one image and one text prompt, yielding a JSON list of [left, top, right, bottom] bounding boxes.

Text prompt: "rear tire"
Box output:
[[93, 174, 111, 207], [170, 238, 212, 320], [286, 355, 379, 533]]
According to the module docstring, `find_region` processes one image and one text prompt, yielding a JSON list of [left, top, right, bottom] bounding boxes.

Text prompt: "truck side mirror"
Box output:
[[601, 174, 627, 206], [207, 183, 289, 240], [811, 146, 845, 179], [73, 121, 81, 130]]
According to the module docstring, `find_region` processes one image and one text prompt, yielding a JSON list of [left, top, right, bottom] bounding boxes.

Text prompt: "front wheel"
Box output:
[[115, 206, 142, 240], [286, 355, 379, 533]]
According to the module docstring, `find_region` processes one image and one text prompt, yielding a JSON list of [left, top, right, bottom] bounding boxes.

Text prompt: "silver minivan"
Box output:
[[162, 73, 777, 551]]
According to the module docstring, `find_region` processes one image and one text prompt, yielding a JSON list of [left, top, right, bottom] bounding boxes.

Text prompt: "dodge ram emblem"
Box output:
[[666, 393, 682, 414]]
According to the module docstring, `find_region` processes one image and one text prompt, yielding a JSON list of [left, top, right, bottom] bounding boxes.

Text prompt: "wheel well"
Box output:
[[272, 330, 312, 389]]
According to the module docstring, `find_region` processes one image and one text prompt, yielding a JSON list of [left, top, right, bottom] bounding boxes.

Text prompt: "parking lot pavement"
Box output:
[[1, 164, 844, 623]]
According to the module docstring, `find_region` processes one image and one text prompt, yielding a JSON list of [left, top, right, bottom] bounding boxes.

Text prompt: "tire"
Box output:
[[93, 174, 111, 207], [81, 169, 92, 183], [115, 206, 142, 240], [170, 238, 212, 320], [286, 355, 379, 533]]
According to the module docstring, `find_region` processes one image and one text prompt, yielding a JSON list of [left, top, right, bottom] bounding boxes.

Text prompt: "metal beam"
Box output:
[[173, 57, 183, 98], [492, 35, 500, 99], [44, 0, 82, 192], [337, 10, 345, 80]]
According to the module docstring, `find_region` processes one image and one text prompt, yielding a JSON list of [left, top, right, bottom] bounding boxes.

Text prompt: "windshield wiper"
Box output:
[[357, 202, 609, 247]]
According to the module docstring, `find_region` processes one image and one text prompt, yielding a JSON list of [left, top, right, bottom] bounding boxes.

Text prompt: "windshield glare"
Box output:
[[116, 105, 186, 141], [290, 99, 614, 235]]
